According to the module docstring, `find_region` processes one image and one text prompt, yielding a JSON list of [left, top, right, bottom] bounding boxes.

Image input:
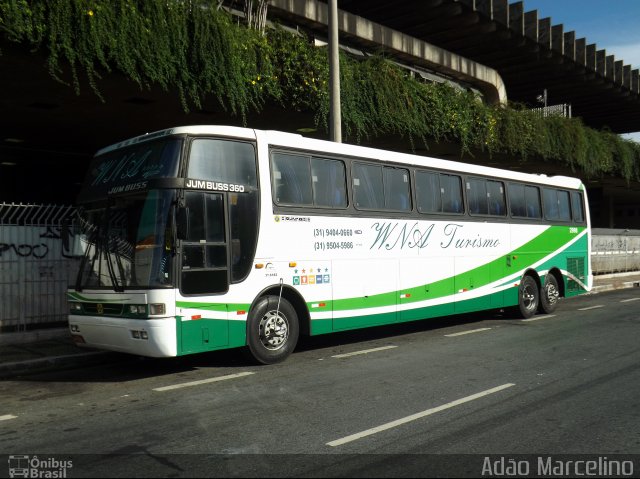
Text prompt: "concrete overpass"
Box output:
[[1, 0, 639, 228]]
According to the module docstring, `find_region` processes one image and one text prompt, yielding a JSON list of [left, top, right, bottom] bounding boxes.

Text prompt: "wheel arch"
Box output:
[[250, 284, 311, 338], [523, 268, 541, 290]]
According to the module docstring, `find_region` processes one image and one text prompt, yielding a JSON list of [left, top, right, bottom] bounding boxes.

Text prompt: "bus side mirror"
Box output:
[[176, 206, 189, 240]]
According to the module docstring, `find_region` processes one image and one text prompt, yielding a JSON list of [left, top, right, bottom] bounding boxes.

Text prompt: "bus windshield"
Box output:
[[77, 189, 174, 291]]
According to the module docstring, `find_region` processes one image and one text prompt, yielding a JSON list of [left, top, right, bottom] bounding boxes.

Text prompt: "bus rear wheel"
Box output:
[[539, 274, 560, 314], [517, 275, 539, 319], [246, 295, 299, 365]]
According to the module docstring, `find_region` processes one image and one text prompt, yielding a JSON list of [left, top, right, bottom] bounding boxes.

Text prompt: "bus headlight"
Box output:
[[149, 303, 166, 315], [69, 302, 83, 314], [128, 305, 147, 315]]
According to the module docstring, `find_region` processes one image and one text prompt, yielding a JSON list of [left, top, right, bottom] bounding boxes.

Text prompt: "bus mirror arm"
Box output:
[[176, 206, 189, 241]]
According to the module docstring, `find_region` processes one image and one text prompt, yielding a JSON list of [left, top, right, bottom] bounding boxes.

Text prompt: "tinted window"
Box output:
[[558, 190, 571, 221], [571, 191, 585, 222], [384, 167, 411, 211], [311, 158, 347, 208], [487, 180, 506, 216], [229, 191, 259, 282], [416, 171, 463, 214], [441, 174, 464, 214], [509, 183, 541, 219], [353, 163, 384, 210], [525, 186, 542, 218], [543, 188, 559, 220], [416, 171, 441, 213], [509, 183, 526, 217], [544, 188, 571, 222], [271, 153, 313, 206], [188, 139, 257, 186], [467, 178, 488, 215], [468, 178, 505, 216]]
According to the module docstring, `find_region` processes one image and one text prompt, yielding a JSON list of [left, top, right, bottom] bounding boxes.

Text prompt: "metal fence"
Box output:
[[0, 203, 82, 332], [592, 228, 640, 274]]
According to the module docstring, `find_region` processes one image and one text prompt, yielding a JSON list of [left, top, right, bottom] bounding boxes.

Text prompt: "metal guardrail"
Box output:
[[0, 202, 637, 332]]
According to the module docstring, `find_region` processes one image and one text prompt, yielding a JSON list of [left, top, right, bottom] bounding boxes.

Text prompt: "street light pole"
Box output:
[[328, 0, 342, 143]]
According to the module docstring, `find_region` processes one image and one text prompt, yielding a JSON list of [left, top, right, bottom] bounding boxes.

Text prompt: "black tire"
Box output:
[[246, 295, 299, 365], [516, 275, 539, 319], [539, 274, 560, 314]]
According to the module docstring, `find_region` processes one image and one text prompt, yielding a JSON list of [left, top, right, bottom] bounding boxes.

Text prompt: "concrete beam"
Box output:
[[596, 49, 607, 76], [508, 1, 524, 36], [606, 55, 615, 81], [551, 24, 563, 55], [564, 31, 575, 60], [268, 0, 507, 104], [538, 17, 551, 49], [492, 0, 509, 25], [623, 65, 631, 89], [615, 60, 624, 86], [575, 38, 586, 66], [586, 44, 596, 71], [474, 0, 493, 19], [524, 10, 538, 42]]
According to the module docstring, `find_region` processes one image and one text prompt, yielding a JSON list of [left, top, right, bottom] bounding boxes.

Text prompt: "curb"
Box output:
[[591, 279, 640, 294]]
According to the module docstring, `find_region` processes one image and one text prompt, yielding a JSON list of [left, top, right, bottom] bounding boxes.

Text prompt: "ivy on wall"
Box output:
[[1, 0, 639, 181]]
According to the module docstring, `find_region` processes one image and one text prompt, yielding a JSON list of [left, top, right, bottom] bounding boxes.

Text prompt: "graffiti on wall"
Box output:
[[0, 225, 82, 260]]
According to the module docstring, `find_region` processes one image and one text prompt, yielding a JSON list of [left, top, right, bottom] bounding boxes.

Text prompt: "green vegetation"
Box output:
[[1, 0, 639, 181]]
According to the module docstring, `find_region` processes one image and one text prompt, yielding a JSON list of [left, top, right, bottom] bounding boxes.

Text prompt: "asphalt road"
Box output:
[[2, 289, 640, 477]]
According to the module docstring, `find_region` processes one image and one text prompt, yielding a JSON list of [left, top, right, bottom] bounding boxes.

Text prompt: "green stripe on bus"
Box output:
[[325, 225, 586, 312]]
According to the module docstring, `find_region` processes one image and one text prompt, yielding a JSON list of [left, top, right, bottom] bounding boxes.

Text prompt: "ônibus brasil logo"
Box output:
[[8, 455, 73, 478]]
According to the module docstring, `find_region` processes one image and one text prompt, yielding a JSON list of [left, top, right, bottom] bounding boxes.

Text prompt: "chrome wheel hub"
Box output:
[[259, 311, 289, 351]]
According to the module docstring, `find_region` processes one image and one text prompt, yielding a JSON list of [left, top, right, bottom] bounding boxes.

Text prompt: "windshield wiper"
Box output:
[[103, 205, 125, 293]]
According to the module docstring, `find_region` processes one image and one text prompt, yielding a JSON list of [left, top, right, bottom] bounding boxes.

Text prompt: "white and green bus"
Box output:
[[68, 125, 591, 364]]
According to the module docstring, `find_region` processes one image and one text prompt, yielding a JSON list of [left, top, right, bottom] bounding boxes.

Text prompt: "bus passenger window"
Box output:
[[271, 153, 313, 206], [442, 175, 463, 214], [311, 158, 347, 208], [487, 180, 506, 216], [416, 171, 441, 213], [558, 190, 571, 221], [543, 188, 560, 220], [571, 191, 584, 222], [383, 167, 411, 211], [353, 163, 384, 210], [525, 186, 542, 218], [509, 183, 526, 217], [467, 178, 488, 215]]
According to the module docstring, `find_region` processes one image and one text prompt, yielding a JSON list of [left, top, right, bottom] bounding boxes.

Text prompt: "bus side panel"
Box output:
[[398, 256, 455, 322], [331, 259, 398, 330]]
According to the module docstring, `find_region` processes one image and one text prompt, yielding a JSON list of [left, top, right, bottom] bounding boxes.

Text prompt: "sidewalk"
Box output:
[[1, 272, 639, 378]]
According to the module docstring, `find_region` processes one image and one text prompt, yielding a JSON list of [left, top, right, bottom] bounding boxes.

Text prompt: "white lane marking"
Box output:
[[153, 372, 255, 392], [522, 314, 557, 322], [578, 305, 605, 311], [327, 383, 515, 447], [0, 415, 17, 421], [621, 298, 640, 303], [331, 345, 398, 358], [445, 327, 492, 337]]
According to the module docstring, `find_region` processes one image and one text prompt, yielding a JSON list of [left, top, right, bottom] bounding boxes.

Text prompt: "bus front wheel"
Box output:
[[517, 275, 539, 319], [246, 295, 299, 365]]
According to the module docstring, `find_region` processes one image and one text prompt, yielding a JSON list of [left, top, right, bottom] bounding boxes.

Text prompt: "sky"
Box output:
[[513, 0, 640, 141]]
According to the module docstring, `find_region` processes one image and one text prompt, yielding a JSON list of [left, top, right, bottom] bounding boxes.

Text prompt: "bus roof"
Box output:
[[96, 125, 584, 190]]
